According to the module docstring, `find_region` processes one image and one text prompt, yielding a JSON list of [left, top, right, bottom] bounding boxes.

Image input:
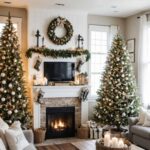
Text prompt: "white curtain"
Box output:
[[138, 14, 150, 107]]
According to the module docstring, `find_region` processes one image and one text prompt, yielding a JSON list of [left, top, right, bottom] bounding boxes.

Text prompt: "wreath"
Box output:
[[47, 16, 73, 45]]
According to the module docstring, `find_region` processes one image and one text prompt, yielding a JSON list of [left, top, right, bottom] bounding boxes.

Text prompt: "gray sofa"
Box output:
[[0, 129, 36, 150], [129, 117, 150, 150], [23, 130, 36, 150]]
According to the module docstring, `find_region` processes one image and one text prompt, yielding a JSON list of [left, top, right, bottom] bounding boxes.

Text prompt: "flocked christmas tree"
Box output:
[[0, 14, 31, 128], [93, 35, 140, 130]]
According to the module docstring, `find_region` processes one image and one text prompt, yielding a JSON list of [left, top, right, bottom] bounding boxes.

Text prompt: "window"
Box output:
[[138, 16, 150, 107], [89, 25, 110, 97], [0, 16, 22, 46]]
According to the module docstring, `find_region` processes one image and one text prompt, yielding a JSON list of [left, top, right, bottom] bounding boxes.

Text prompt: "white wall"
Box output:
[[125, 14, 140, 80], [28, 9, 88, 49]]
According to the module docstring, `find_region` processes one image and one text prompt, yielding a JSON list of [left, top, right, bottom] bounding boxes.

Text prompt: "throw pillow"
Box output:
[[5, 121, 29, 150], [143, 112, 150, 127], [137, 108, 147, 125], [0, 138, 6, 150], [0, 117, 9, 132], [0, 118, 9, 148]]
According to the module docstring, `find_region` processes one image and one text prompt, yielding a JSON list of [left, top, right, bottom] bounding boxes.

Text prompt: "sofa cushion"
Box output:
[[0, 138, 6, 150], [23, 130, 34, 143], [0, 118, 9, 132], [23, 143, 37, 150], [0, 118, 9, 149], [5, 121, 29, 150], [0, 129, 8, 149], [131, 125, 150, 139], [137, 108, 147, 125], [143, 112, 150, 127]]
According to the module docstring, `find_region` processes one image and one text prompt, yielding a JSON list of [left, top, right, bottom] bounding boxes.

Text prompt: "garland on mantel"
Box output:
[[26, 47, 90, 61]]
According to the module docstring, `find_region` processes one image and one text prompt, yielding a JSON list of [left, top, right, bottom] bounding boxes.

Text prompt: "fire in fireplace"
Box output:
[[46, 106, 75, 139]]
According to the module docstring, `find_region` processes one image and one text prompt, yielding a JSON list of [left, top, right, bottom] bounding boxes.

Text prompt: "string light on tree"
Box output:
[[93, 34, 140, 130], [0, 13, 31, 127]]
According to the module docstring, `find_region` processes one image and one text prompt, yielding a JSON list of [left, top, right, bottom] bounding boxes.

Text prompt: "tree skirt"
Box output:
[[36, 143, 79, 150]]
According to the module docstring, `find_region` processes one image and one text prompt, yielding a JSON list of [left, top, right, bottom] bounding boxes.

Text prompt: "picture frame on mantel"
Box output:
[[127, 38, 135, 63]]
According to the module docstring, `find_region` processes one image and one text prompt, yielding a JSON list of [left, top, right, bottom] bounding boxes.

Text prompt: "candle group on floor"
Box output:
[[104, 132, 128, 148]]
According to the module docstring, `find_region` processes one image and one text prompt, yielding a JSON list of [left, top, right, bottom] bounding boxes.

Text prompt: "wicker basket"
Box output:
[[34, 128, 46, 144], [96, 140, 131, 150], [77, 127, 89, 139]]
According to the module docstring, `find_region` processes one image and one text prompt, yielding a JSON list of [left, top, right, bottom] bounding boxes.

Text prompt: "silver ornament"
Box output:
[[1, 73, 5, 77], [1, 97, 5, 102], [8, 84, 13, 88], [8, 110, 12, 115], [2, 80, 6, 84], [18, 95, 22, 98], [11, 91, 15, 95], [14, 109, 18, 113]]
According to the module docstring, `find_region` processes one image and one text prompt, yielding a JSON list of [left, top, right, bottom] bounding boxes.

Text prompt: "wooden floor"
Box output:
[[36, 138, 144, 150]]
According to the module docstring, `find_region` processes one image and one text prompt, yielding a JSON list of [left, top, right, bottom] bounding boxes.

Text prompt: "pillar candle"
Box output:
[[111, 137, 118, 148], [104, 132, 111, 147], [118, 139, 124, 148]]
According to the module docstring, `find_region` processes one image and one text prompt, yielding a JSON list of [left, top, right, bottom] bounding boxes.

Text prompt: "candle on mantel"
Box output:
[[104, 132, 111, 147]]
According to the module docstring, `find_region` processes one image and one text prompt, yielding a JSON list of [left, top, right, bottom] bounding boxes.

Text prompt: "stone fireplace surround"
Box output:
[[40, 97, 81, 129], [33, 85, 88, 130]]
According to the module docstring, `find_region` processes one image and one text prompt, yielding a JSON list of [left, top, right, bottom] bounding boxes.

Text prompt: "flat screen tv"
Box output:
[[44, 62, 75, 82]]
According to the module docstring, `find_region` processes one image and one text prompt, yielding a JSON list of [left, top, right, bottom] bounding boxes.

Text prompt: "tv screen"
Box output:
[[44, 62, 75, 82]]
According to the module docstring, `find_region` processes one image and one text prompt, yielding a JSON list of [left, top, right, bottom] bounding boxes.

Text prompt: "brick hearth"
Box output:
[[40, 97, 81, 129]]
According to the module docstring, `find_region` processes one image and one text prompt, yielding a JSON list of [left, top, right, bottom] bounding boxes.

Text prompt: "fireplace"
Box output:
[[46, 106, 75, 139]]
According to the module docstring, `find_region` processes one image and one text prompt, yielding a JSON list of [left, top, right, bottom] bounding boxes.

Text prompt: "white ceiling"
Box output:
[[0, 0, 150, 17]]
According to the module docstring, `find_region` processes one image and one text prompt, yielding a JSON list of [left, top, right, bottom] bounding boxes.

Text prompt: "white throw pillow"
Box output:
[[143, 112, 150, 127], [0, 118, 9, 148], [0, 138, 6, 150], [5, 121, 29, 150], [0, 117, 9, 132], [137, 108, 147, 125]]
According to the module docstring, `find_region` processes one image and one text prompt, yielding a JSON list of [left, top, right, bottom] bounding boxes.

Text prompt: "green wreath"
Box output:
[[47, 16, 73, 45]]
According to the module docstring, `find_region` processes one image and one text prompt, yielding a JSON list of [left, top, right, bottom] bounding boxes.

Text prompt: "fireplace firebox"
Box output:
[[46, 106, 75, 139]]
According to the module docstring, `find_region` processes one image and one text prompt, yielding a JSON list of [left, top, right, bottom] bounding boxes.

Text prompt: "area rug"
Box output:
[[36, 143, 79, 150]]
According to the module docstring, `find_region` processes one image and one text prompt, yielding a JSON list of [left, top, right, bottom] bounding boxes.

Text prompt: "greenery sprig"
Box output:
[[26, 47, 90, 62]]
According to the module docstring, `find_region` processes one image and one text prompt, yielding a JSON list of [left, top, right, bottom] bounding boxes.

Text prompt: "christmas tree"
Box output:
[[0, 14, 31, 128], [93, 35, 140, 130]]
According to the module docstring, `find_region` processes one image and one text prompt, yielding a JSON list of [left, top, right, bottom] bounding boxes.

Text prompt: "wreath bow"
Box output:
[[57, 17, 66, 27]]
